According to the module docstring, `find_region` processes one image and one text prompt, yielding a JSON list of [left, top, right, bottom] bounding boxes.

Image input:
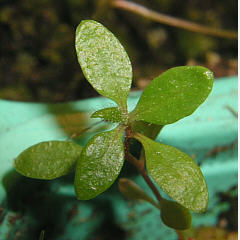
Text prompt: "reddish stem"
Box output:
[[124, 127, 162, 203]]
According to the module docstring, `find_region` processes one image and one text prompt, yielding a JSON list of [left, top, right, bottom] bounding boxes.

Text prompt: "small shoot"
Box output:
[[14, 20, 214, 231], [91, 107, 125, 123]]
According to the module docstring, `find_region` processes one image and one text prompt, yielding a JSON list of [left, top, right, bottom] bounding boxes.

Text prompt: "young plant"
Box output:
[[14, 20, 214, 231]]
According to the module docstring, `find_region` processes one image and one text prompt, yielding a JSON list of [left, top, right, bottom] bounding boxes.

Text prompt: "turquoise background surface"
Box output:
[[0, 76, 237, 239]]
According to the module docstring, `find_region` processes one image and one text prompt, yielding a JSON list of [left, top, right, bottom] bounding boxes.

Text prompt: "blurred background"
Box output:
[[0, 1, 238, 239], [0, 0, 237, 102]]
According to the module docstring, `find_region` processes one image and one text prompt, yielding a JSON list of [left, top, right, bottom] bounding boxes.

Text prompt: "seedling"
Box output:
[[14, 20, 214, 231]]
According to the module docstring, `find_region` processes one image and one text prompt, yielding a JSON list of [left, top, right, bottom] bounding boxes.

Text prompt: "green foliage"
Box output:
[[131, 120, 163, 140], [74, 126, 125, 200], [14, 141, 82, 180], [130, 66, 214, 125], [75, 20, 132, 111], [91, 107, 125, 123], [134, 133, 208, 212], [14, 20, 214, 230], [160, 199, 192, 230]]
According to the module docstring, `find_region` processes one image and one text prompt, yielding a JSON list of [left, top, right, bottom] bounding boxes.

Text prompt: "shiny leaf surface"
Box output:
[[161, 199, 192, 230], [135, 133, 208, 212], [75, 20, 132, 110], [74, 126, 125, 200], [14, 141, 82, 180], [131, 120, 163, 140], [131, 66, 214, 125], [91, 107, 125, 123]]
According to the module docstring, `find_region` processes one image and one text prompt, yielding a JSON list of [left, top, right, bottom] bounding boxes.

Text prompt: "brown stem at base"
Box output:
[[125, 127, 190, 240], [126, 152, 163, 203], [175, 230, 186, 240], [125, 127, 162, 204]]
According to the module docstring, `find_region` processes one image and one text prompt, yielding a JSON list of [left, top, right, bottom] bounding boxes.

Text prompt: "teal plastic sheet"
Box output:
[[0, 76, 237, 240]]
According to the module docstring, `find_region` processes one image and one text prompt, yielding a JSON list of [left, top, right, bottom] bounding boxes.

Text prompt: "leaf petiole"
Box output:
[[124, 127, 163, 205], [67, 120, 104, 140], [125, 152, 163, 204]]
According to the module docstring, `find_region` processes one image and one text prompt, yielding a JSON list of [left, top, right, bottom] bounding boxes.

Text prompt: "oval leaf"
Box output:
[[131, 120, 163, 140], [14, 141, 82, 180], [91, 107, 125, 123], [130, 66, 214, 125], [134, 133, 208, 212], [75, 20, 132, 110], [161, 199, 192, 230], [74, 126, 125, 200]]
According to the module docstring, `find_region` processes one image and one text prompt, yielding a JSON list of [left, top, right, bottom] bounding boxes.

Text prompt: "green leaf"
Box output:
[[14, 141, 82, 180], [161, 199, 192, 230], [91, 107, 125, 123], [118, 178, 159, 209], [75, 20, 132, 110], [74, 126, 125, 200], [134, 133, 208, 212], [131, 120, 163, 140], [130, 66, 214, 125]]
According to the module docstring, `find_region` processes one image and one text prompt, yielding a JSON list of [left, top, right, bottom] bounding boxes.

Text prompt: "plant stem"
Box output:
[[125, 127, 162, 204], [128, 152, 163, 203], [176, 230, 186, 240], [68, 120, 103, 140], [111, 0, 238, 39]]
